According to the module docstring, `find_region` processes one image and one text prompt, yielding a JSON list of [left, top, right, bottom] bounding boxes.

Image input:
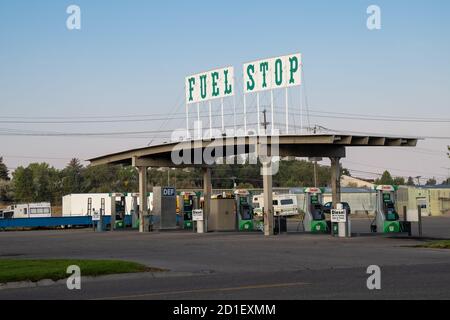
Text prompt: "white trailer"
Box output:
[[252, 193, 298, 217], [62, 193, 153, 217], [0, 203, 52, 219]]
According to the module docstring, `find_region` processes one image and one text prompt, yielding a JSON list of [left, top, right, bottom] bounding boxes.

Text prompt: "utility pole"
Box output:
[[309, 157, 322, 187], [442, 167, 450, 184], [415, 176, 422, 186], [313, 161, 318, 187], [261, 109, 270, 134]]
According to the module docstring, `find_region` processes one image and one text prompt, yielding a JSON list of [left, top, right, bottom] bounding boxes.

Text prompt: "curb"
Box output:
[[0, 270, 202, 291]]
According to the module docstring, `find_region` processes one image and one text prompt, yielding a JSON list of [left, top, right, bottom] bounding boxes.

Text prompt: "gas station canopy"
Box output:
[[88, 134, 418, 167], [87, 133, 419, 236]]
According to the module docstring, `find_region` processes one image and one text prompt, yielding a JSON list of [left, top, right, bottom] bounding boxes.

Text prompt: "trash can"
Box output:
[[115, 220, 124, 229], [143, 215, 152, 232], [96, 218, 104, 232], [239, 220, 254, 231], [328, 222, 339, 235]]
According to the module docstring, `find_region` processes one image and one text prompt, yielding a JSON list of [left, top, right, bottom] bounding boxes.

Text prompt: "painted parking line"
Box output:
[[92, 281, 310, 300]]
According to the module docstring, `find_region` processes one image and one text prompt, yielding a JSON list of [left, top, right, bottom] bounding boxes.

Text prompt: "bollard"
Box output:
[[197, 220, 204, 234], [418, 205, 423, 237]]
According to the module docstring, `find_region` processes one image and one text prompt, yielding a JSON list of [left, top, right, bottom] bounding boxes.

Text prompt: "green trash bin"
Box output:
[[239, 220, 254, 231], [332, 222, 339, 235], [115, 220, 124, 229], [184, 220, 193, 229]]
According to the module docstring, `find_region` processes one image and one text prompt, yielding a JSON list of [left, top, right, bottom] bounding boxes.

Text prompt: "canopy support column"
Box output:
[[138, 166, 149, 233]]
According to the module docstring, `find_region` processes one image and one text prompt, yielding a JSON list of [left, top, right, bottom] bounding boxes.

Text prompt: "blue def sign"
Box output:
[[163, 187, 176, 197]]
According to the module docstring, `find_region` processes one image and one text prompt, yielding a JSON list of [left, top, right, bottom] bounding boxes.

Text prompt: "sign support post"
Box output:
[[257, 93, 260, 135], [270, 90, 274, 135], [197, 102, 200, 139], [233, 93, 237, 134], [244, 94, 247, 133], [221, 97, 224, 133], [285, 88, 289, 134], [209, 100, 212, 139], [300, 85, 303, 134], [186, 103, 189, 138]]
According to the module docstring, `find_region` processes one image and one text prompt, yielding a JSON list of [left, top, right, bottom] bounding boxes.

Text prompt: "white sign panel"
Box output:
[[331, 209, 347, 223], [185, 67, 234, 104], [243, 53, 301, 93], [91, 211, 100, 221], [192, 209, 204, 221]]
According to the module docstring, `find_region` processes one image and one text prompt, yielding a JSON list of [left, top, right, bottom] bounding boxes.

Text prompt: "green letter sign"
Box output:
[[185, 67, 235, 104]]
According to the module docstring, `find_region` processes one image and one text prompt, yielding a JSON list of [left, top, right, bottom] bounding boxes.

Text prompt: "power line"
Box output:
[[0, 122, 263, 137], [342, 159, 448, 179], [270, 107, 450, 123], [1, 155, 74, 160], [3, 104, 450, 123]]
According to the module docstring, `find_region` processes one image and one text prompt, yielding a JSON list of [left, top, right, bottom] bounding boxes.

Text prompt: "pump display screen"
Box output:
[[383, 193, 391, 202], [310, 195, 319, 204]]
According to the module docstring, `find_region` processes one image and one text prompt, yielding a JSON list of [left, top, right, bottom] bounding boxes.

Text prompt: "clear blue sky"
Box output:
[[1, 0, 449, 182]]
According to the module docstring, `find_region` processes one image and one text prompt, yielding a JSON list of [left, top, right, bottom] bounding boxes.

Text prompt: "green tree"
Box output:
[[116, 166, 138, 191], [0, 157, 9, 181], [236, 182, 254, 189], [393, 177, 405, 186], [12, 166, 34, 202], [0, 180, 13, 202], [426, 178, 437, 186], [12, 163, 61, 204], [81, 164, 120, 193], [61, 158, 84, 195], [406, 176, 415, 186], [375, 170, 394, 185], [341, 167, 351, 176]]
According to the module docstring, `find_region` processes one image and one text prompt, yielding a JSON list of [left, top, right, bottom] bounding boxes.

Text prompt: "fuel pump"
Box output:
[[109, 193, 127, 230], [127, 193, 139, 229], [180, 192, 196, 229], [234, 189, 254, 231], [372, 185, 402, 233], [303, 187, 327, 233]]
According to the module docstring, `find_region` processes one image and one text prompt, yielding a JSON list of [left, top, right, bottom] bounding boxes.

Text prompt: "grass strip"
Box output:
[[416, 240, 450, 249], [0, 259, 165, 283]]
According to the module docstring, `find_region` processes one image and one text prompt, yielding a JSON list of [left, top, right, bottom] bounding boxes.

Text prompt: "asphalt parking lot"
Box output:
[[0, 216, 449, 299]]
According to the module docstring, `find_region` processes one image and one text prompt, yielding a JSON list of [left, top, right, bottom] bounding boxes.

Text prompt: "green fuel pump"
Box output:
[[303, 187, 328, 233], [180, 192, 196, 229], [109, 193, 127, 229], [372, 185, 402, 233], [234, 189, 254, 231]]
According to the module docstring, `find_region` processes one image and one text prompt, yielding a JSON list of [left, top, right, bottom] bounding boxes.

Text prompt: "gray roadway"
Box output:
[[0, 217, 449, 299]]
